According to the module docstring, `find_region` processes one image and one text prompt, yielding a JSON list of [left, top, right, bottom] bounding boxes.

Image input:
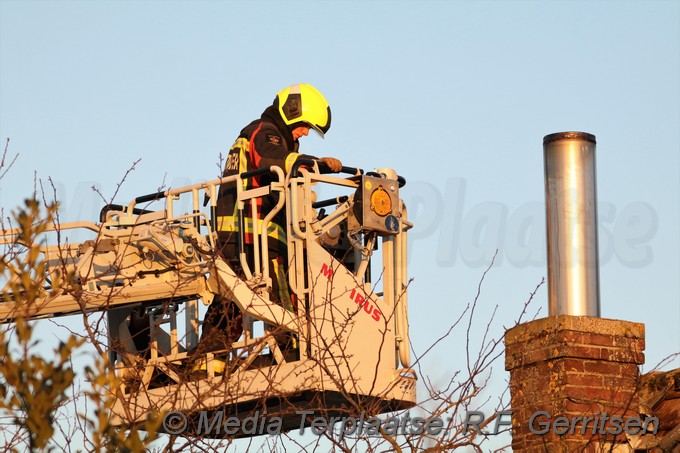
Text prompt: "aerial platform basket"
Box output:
[[0, 161, 415, 437]]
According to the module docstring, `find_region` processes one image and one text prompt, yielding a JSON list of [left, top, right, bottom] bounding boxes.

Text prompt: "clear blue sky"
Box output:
[[1, 0, 678, 450]]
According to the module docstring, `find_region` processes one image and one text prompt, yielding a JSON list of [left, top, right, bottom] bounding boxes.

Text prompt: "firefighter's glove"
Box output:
[[318, 157, 343, 173]]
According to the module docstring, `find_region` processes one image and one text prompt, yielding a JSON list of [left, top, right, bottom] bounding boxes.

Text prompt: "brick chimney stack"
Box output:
[[505, 316, 645, 451]]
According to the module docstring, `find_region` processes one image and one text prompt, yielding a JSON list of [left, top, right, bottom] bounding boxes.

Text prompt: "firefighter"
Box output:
[[197, 84, 341, 357]]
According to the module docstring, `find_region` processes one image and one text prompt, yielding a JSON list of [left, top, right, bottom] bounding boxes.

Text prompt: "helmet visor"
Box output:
[[309, 106, 331, 138]]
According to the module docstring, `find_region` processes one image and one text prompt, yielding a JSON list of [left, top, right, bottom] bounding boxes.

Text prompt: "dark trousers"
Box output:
[[197, 237, 293, 353]]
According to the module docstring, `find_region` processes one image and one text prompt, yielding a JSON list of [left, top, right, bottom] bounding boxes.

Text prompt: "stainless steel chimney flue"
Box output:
[[544, 132, 601, 317]]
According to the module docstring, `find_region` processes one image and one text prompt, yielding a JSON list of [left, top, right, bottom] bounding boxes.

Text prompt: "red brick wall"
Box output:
[[505, 316, 645, 452]]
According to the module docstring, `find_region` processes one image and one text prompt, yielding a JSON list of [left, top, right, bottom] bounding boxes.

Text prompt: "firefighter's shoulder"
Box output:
[[255, 122, 284, 147]]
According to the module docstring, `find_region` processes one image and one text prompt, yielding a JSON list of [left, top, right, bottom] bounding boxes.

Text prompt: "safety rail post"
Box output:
[[395, 202, 411, 368], [235, 175, 252, 281], [191, 188, 200, 231], [257, 167, 286, 295], [382, 235, 396, 367], [250, 198, 261, 279], [208, 182, 218, 233], [185, 300, 199, 352], [169, 305, 178, 357], [286, 171, 311, 296]]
